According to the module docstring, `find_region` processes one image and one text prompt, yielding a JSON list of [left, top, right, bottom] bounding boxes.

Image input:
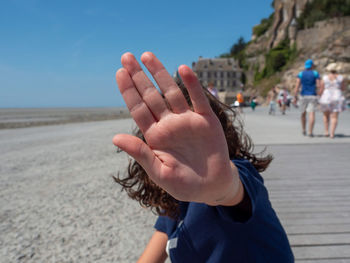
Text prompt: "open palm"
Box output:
[[114, 52, 240, 206]]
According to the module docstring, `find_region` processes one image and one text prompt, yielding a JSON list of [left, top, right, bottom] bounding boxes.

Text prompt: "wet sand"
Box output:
[[0, 108, 130, 129]]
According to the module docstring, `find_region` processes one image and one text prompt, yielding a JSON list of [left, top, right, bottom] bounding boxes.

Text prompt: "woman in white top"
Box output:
[[319, 63, 347, 138]]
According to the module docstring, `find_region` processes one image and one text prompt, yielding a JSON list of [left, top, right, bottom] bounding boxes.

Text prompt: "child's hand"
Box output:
[[113, 52, 242, 206]]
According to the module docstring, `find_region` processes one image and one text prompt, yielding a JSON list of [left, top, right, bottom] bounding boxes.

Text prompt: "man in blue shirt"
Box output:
[[294, 59, 320, 137]]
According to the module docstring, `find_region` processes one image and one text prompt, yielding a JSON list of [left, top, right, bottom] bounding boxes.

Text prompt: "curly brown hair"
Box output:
[[113, 77, 273, 218]]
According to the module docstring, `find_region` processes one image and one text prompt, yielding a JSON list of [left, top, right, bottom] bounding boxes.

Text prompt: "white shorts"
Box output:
[[299, 96, 318, 113]]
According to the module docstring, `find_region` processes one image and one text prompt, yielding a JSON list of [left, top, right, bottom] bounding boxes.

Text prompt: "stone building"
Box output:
[[192, 57, 242, 104]]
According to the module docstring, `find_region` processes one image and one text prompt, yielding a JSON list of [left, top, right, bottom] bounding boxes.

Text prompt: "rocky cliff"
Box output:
[[244, 0, 350, 99], [268, 0, 310, 48], [283, 17, 350, 90]]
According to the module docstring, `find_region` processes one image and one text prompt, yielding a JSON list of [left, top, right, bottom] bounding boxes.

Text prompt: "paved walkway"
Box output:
[[242, 106, 350, 145], [242, 106, 350, 262]]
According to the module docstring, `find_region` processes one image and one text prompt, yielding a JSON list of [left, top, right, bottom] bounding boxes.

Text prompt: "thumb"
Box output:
[[113, 134, 161, 177]]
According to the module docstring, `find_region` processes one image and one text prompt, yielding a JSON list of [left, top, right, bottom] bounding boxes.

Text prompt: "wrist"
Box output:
[[208, 162, 243, 206]]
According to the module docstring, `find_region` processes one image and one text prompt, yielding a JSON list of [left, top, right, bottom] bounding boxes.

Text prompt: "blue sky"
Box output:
[[0, 0, 273, 108]]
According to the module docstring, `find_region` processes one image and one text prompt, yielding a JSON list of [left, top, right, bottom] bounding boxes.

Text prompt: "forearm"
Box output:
[[137, 231, 168, 263], [293, 85, 299, 97], [319, 83, 324, 96], [316, 79, 321, 94], [294, 78, 301, 97]]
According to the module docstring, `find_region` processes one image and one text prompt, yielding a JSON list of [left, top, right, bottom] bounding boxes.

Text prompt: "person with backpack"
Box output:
[[293, 59, 321, 137]]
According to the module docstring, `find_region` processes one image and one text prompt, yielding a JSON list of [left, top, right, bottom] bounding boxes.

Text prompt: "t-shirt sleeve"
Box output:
[[216, 159, 265, 223], [297, 71, 303, 79], [154, 215, 177, 237], [313, 71, 320, 79]]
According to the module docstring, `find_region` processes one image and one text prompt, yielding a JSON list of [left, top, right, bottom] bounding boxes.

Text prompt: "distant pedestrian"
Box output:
[[267, 86, 278, 115], [293, 59, 320, 137], [207, 82, 219, 98], [277, 86, 290, 115], [236, 91, 244, 113], [319, 63, 347, 138], [250, 97, 257, 111]]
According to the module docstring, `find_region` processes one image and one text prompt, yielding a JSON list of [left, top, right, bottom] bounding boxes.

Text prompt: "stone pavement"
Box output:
[[242, 106, 350, 145], [242, 106, 350, 262]]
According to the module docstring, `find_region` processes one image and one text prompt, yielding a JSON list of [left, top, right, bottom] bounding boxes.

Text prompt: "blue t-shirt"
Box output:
[[298, 70, 320, 96], [154, 159, 294, 263]]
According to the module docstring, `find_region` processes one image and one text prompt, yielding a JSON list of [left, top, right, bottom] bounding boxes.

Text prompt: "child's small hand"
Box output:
[[113, 52, 242, 206]]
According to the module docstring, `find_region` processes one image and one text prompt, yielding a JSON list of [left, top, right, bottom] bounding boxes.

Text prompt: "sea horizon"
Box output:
[[0, 107, 131, 129]]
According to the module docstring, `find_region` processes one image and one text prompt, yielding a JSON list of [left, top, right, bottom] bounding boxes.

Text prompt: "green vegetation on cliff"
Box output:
[[297, 0, 350, 29], [252, 13, 274, 38], [254, 39, 297, 83]]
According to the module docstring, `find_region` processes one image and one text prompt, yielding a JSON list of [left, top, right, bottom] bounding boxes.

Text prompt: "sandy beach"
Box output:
[[0, 114, 156, 263], [1, 107, 349, 262]]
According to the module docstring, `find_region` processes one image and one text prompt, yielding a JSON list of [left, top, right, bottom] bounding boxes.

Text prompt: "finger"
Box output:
[[141, 52, 189, 113], [178, 65, 212, 114], [113, 134, 162, 183], [116, 68, 155, 133], [121, 53, 170, 120]]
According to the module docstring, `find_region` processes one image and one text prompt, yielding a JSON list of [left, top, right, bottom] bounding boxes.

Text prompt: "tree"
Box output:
[[228, 37, 248, 70], [230, 37, 247, 57], [230, 37, 247, 56]]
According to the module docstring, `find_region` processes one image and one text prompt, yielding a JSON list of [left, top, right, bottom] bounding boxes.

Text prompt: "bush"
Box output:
[[297, 0, 350, 29], [254, 39, 298, 84], [253, 13, 274, 37], [266, 51, 287, 73], [254, 68, 267, 83]]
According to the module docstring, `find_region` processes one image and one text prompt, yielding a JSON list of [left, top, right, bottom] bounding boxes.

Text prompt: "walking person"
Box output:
[[236, 91, 244, 113], [113, 52, 294, 263], [277, 86, 290, 115], [267, 86, 278, 115], [319, 63, 347, 138], [250, 96, 257, 111], [293, 59, 321, 137], [207, 82, 219, 98]]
